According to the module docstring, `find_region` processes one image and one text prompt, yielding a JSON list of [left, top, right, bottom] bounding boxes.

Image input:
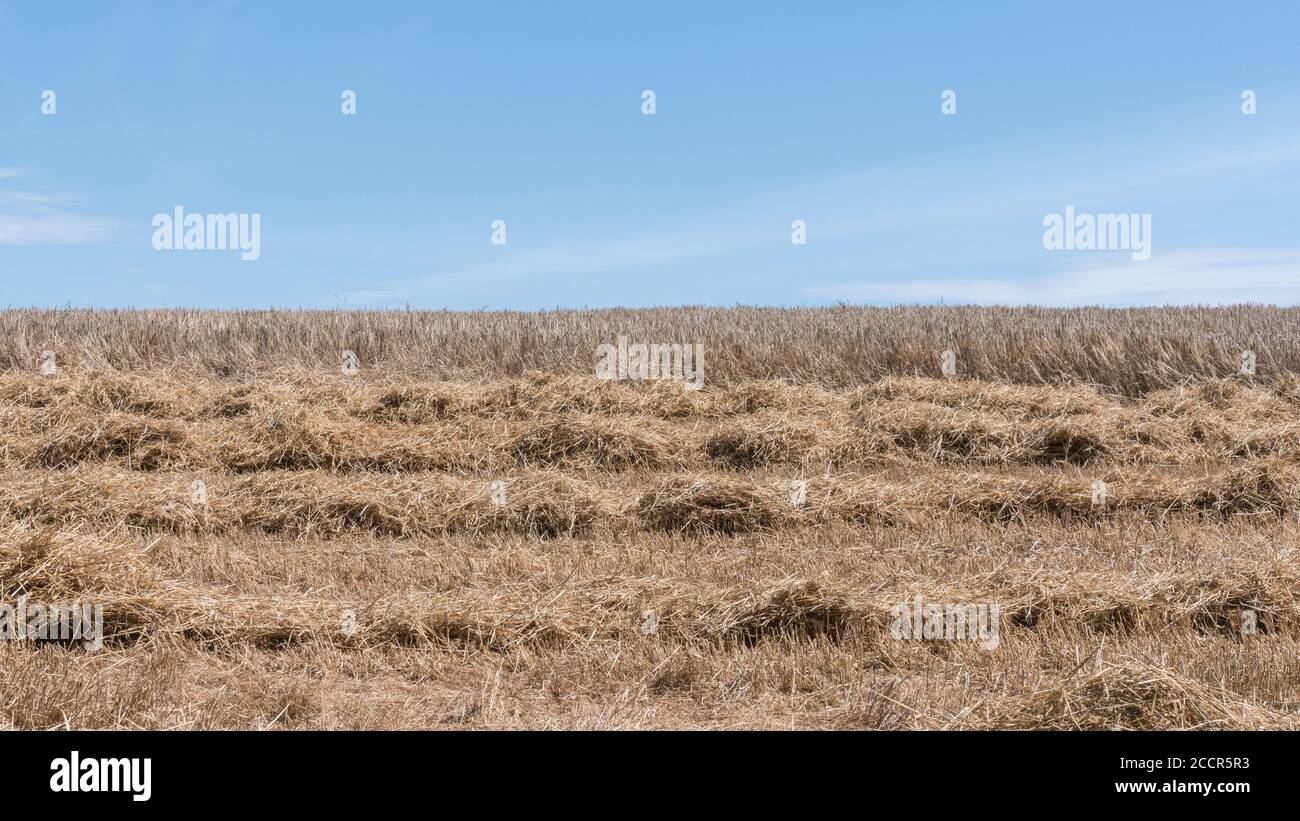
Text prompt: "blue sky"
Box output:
[[2, 1, 1298, 309]]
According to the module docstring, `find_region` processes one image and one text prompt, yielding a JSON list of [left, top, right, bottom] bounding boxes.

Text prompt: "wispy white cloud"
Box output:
[[0, 175, 122, 246], [338, 125, 1300, 307], [0, 213, 122, 246], [338, 223, 768, 305], [807, 248, 1300, 306]]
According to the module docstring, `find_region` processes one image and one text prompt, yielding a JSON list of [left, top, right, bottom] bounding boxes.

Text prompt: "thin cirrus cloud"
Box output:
[[334, 111, 1300, 309], [336, 223, 769, 306], [806, 249, 1300, 307], [0, 173, 122, 246]]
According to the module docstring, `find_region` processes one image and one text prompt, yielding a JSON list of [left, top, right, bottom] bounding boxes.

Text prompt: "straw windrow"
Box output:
[[4, 307, 1300, 728]]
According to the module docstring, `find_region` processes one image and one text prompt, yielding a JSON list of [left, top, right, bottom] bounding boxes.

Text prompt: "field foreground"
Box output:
[[2, 307, 1300, 729]]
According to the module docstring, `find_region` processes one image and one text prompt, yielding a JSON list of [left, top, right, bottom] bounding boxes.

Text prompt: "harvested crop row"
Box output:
[[7, 379, 1300, 471], [6, 637, 1297, 730], [0, 371, 834, 422], [975, 659, 1300, 730], [9, 370, 1300, 423], [3, 462, 1297, 537], [0, 469, 602, 538], [5, 525, 1298, 657], [0, 408, 682, 473]]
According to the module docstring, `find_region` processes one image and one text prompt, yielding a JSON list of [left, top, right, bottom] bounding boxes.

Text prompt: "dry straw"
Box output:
[[5, 307, 1300, 728]]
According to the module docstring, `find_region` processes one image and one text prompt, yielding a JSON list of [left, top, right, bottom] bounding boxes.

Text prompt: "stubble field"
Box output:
[[3, 306, 1300, 729]]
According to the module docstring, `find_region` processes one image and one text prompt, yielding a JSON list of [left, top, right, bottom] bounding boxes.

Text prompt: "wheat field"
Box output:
[[3, 306, 1300, 729]]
